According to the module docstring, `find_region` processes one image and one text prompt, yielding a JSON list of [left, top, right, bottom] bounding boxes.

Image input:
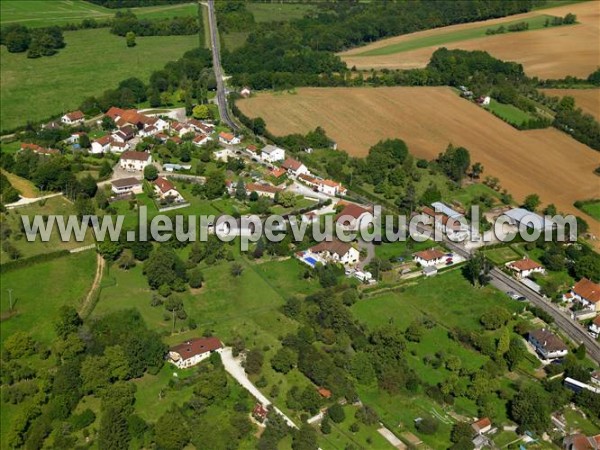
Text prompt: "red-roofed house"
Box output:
[[270, 167, 287, 179], [245, 182, 282, 199], [91, 135, 112, 154], [154, 176, 183, 202], [563, 433, 600, 450], [168, 337, 223, 368], [318, 179, 346, 196], [192, 134, 212, 147], [252, 403, 268, 423], [119, 151, 152, 171], [309, 239, 360, 266], [506, 258, 545, 279], [413, 248, 445, 267], [281, 158, 309, 177], [61, 110, 85, 125], [317, 387, 332, 399], [335, 203, 374, 231], [567, 278, 600, 311], [471, 417, 492, 435], [219, 132, 240, 145]]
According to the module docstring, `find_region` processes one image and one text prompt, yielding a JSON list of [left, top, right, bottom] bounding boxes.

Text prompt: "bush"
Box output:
[[328, 404, 345, 424], [416, 417, 439, 435]]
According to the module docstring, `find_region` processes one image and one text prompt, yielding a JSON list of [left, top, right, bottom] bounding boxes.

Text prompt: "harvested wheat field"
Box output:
[[238, 87, 600, 222], [340, 2, 600, 79], [541, 89, 600, 120]]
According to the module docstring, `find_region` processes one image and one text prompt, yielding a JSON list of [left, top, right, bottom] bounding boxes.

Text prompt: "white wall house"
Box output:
[[506, 258, 545, 279], [261, 145, 285, 163], [213, 148, 234, 162], [111, 177, 143, 195], [318, 179, 346, 196], [91, 135, 112, 154], [413, 249, 445, 267], [589, 316, 600, 338], [168, 337, 223, 369], [61, 110, 85, 125], [193, 134, 212, 147], [154, 177, 183, 202], [119, 151, 152, 171], [528, 329, 568, 360], [309, 239, 360, 266], [281, 158, 309, 177], [564, 278, 600, 312], [219, 132, 241, 145]]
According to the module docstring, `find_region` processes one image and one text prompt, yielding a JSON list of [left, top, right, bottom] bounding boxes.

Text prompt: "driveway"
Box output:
[[220, 348, 298, 429]]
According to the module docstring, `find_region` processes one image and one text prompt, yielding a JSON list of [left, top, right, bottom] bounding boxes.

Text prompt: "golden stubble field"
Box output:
[[541, 88, 600, 120], [340, 2, 600, 79], [238, 86, 600, 224]]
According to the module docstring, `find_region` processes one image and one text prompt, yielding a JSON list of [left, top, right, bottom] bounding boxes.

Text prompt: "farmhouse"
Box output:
[[168, 337, 223, 369], [153, 177, 183, 202], [91, 135, 112, 154], [528, 328, 568, 360], [565, 278, 600, 312], [111, 177, 142, 195], [335, 203, 374, 231], [413, 248, 445, 267], [507, 258, 545, 279], [589, 316, 600, 338], [281, 158, 309, 177], [61, 110, 85, 125], [219, 132, 241, 145], [120, 151, 152, 172], [187, 119, 214, 134], [245, 182, 282, 199], [308, 239, 360, 266], [261, 145, 285, 163], [106, 107, 167, 133]]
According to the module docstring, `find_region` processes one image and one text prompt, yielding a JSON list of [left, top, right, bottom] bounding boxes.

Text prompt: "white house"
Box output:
[[187, 119, 214, 135], [106, 107, 168, 134], [140, 125, 158, 138], [318, 179, 347, 196], [281, 158, 309, 177], [240, 87, 251, 97], [213, 148, 234, 162], [245, 182, 282, 199], [109, 140, 129, 153], [171, 122, 194, 137], [589, 316, 600, 339], [506, 258, 545, 279], [91, 135, 112, 154], [309, 239, 360, 266], [61, 110, 85, 125], [168, 337, 223, 369], [528, 328, 568, 360], [111, 177, 142, 195], [413, 248, 445, 267], [471, 418, 492, 435], [154, 176, 183, 202], [261, 144, 285, 163], [120, 151, 152, 171], [335, 203, 374, 231], [219, 132, 241, 145], [192, 134, 212, 147], [564, 278, 600, 312]]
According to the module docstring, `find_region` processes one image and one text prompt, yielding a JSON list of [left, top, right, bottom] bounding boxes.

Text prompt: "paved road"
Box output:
[[205, 0, 239, 131], [220, 348, 298, 429]]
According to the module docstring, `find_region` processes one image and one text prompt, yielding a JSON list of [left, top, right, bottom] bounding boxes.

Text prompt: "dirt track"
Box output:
[[541, 88, 600, 120], [340, 2, 600, 79], [238, 86, 600, 224]]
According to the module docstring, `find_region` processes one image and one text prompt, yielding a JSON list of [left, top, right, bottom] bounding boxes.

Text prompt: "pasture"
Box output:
[[541, 88, 600, 121], [576, 200, 600, 221], [485, 99, 534, 126], [0, 0, 198, 28], [1, 28, 199, 131], [340, 1, 599, 79], [237, 86, 600, 219]]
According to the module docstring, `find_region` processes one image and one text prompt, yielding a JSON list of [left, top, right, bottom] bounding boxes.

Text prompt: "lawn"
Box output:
[[0, 250, 97, 346], [485, 99, 535, 126], [352, 269, 522, 331], [482, 245, 522, 265], [0, 0, 198, 28], [1, 28, 200, 131], [0, 168, 39, 198], [374, 239, 434, 262], [357, 14, 564, 56], [0, 196, 97, 263]]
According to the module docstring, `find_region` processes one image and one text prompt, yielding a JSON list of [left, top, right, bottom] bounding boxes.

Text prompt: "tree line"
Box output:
[[0, 25, 65, 58], [110, 9, 199, 37]]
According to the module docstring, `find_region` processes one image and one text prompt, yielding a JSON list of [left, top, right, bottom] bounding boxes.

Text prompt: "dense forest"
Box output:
[[110, 9, 199, 36]]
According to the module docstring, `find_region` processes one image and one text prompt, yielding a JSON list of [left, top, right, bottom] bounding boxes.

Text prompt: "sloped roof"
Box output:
[[154, 176, 175, 193], [529, 328, 567, 352], [414, 249, 445, 261], [170, 337, 222, 360], [573, 278, 600, 303], [310, 239, 354, 258], [121, 150, 150, 161], [281, 158, 304, 171], [335, 203, 372, 222], [508, 258, 543, 272]]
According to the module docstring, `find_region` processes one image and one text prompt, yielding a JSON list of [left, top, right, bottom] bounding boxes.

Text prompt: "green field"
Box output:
[[482, 245, 522, 265], [485, 99, 534, 126], [577, 200, 600, 221], [0, 0, 198, 28], [0, 250, 96, 346], [357, 14, 562, 56], [1, 28, 199, 131]]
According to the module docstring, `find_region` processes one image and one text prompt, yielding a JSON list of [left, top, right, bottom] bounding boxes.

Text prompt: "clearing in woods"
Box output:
[[541, 89, 600, 121], [237, 86, 600, 221], [339, 1, 599, 79]]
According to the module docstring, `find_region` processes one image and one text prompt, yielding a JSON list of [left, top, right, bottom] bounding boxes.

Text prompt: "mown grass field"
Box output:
[[0, 250, 96, 346], [0, 0, 198, 28], [357, 14, 557, 56], [485, 99, 534, 126], [580, 200, 600, 220], [1, 28, 199, 131]]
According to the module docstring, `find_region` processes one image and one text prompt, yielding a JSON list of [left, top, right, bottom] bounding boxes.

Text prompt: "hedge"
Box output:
[[0, 249, 70, 274]]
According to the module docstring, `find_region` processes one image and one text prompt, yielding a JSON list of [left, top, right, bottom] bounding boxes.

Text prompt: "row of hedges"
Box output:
[[0, 249, 70, 274]]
